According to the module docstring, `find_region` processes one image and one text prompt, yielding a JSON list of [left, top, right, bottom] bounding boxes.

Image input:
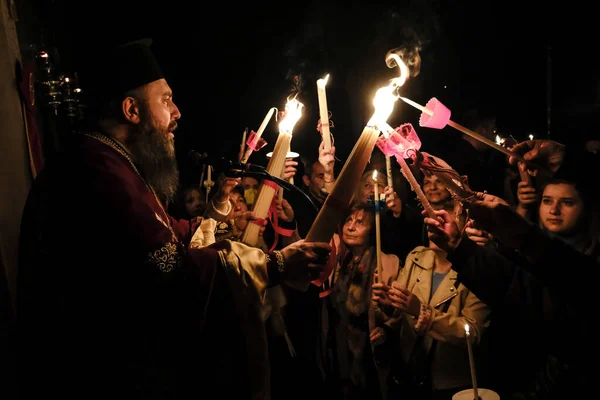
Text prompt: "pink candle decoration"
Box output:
[[378, 123, 436, 218], [399, 96, 538, 169], [419, 97, 451, 129]]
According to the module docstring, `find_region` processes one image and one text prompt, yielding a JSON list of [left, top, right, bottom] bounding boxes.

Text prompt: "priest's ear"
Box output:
[[121, 86, 147, 124], [121, 97, 141, 124]]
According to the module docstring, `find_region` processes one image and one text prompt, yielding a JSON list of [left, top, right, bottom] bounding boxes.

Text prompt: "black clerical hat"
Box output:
[[80, 38, 164, 102]]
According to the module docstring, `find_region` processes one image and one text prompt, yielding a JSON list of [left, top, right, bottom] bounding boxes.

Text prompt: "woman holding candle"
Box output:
[[372, 227, 491, 400], [324, 202, 401, 400]]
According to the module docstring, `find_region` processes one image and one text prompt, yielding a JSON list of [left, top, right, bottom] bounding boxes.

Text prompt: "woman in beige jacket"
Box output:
[[373, 233, 492, 400]]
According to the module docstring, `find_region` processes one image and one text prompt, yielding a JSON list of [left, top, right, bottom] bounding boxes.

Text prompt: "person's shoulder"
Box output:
[[381, 252, 400, 265]]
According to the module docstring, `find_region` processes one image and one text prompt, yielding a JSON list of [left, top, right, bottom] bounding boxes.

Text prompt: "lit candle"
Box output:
[[465, 324, 479, 400], [241, 98, 303, 247], [305, 83, 398, 245], [241, 107, 276, 163], [372, 170, 383, 279], [317, 74, 332, 150], [267, 149, 299, 202]]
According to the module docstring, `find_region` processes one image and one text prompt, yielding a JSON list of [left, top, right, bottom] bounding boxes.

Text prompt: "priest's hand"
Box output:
[[280, 239, 331, 282]]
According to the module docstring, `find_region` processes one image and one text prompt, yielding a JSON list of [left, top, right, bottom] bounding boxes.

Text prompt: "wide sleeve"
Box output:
[[204, 197, 232, 221]]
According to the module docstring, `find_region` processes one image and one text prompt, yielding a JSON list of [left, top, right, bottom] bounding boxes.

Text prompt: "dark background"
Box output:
[[17, 0, 600, 184]]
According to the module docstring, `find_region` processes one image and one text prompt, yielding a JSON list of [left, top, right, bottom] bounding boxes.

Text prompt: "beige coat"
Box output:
[[396, 246, 492, 390]]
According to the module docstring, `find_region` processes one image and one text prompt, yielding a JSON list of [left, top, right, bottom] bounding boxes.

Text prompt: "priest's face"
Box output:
[[128, 79, 181, 202]]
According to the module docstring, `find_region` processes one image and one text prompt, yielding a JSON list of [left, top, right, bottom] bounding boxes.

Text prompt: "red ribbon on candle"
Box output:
[[246, 130, 268, 152]]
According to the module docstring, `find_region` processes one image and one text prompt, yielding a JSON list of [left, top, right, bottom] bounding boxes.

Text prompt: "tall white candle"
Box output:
[[306, 84, 398, 246], [256, 107, 276, 140], [317, 74, 332, 150], [241, 99, 303, 247], [465, 324, 479, 400]]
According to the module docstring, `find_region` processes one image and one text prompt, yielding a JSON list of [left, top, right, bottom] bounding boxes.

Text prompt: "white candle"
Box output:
[[385, 156, 393, 191], [373, 170, 383, 279], [465, 324, 479, 400], [241, 98, 303, 248], [256, 107, 276, 140], [305, 84, 397, 245], [241, 107, 276, 163], [397, 156, 436, 218], [317, 74, 332, 150]]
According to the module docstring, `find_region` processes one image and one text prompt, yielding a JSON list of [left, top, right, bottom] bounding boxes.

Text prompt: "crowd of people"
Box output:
[[14, 39, 599, 400]]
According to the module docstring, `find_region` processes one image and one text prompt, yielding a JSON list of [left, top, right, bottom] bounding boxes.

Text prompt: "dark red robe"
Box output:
[[17, 133, 276, 399]]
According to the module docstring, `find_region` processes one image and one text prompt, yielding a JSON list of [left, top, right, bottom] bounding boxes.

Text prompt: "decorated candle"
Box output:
[[317, 74, 332, 150]]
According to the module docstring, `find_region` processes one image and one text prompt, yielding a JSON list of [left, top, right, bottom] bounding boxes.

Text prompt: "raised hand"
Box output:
[[464, 219, 494, 247], [283, 159, 298, 181], [318, 140, 336, 175], [216, 177, 241, 203], [384, 186, 402, 217], [508, 139, 565, 175], [422, 208, 463, 252]]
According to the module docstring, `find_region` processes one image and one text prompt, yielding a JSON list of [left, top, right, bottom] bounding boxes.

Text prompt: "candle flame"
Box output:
[[317, 74, 330, 86], [279, 97, 304, 134], [495, 135, 505, 145], [529, 134, 534, 140], [464, 323, 470, 334], [387, 53, 410, 88], [372, 169, 378, 181], [367, 84, 398, 129]]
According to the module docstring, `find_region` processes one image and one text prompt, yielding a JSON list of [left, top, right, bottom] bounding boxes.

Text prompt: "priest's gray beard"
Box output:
[[127, 103, 179, 203]]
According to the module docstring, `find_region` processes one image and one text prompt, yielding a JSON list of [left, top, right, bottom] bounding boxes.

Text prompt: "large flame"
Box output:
[[367, 84, 398, 129], [279, 96, 304, 134]]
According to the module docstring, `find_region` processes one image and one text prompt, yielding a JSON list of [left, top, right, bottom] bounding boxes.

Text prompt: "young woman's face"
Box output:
[[539, 183, 584, 235]]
